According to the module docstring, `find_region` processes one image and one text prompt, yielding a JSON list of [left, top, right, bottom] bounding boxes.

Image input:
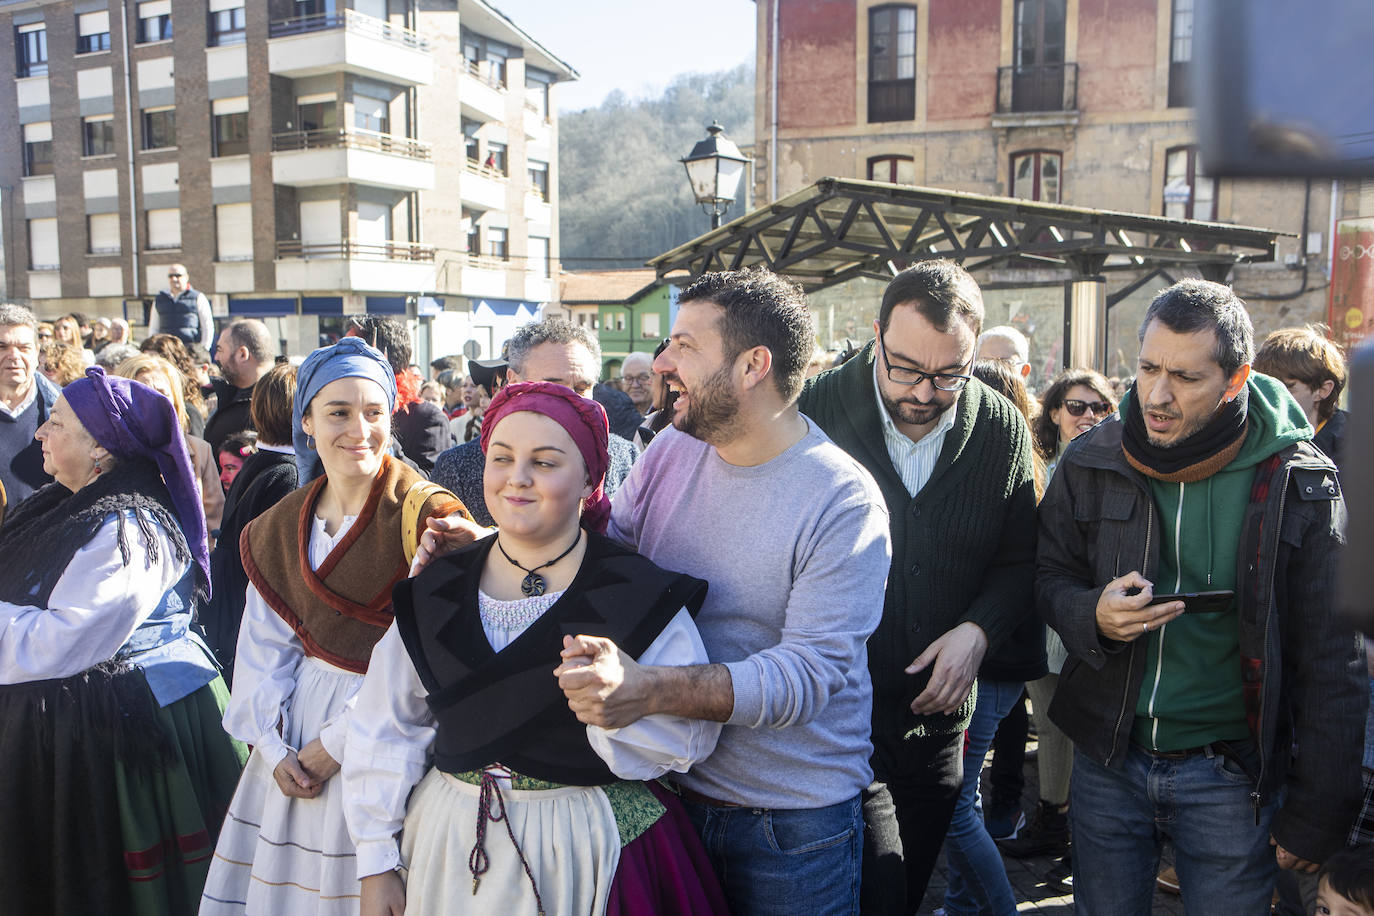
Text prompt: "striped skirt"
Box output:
[[200, 657, 363, 914]]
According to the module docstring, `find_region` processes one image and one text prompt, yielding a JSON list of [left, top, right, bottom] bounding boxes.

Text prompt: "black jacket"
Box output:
[[203, 377, 256, 456], [798, 341, 1041, 757], [203, 449, 298, 680], [392, 400, 453, 474], [1036, 415, 1365, 863]]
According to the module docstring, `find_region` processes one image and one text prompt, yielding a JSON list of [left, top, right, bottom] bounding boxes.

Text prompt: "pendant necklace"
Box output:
[[496, 530, 582, 597]]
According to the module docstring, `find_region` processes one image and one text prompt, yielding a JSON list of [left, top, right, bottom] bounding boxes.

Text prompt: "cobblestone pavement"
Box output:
[[916, 739, 1188, 915]]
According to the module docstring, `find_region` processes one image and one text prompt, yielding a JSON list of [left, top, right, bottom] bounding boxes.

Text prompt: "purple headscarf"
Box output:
[[62, 367, 210, 586]]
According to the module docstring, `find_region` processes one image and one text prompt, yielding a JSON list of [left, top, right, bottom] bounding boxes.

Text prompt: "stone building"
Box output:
[[750, 0, 1361, 385], [0, 0, 574, 363]]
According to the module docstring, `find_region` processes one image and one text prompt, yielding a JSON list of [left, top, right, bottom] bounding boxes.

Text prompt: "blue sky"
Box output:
[[491, 0, 758, 113]]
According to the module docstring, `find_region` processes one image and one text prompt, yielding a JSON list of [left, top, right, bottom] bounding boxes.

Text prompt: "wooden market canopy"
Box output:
[[647, 177, 1287, 291]]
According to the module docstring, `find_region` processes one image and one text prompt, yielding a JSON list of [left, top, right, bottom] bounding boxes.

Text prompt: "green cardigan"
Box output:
[[798, 341, 1039, 755]]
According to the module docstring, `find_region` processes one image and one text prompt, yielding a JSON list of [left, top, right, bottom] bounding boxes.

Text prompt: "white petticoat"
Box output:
[[399, 769, 622, 916], [200, 657, 364, 914]]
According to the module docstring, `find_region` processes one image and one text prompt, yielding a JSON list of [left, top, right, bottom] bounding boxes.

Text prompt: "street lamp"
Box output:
[[681, 121, 751, 230]]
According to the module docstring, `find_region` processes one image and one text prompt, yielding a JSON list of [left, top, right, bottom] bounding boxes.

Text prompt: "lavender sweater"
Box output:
[[608, 419, 891, 808]]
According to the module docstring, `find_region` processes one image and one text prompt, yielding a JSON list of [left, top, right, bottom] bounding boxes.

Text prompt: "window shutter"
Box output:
[[29, 218, 59, 268], [147, 207, 181, 249], [78, 11, 109, 35], [215, 202, 253, 260], [89, 213, 121, 253]]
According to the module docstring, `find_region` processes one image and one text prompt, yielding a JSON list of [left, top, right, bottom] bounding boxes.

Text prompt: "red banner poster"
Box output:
[[1329, 218, 1374, 349]]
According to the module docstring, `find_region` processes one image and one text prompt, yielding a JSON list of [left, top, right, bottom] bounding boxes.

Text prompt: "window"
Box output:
[[488, 226, 508, 260], [528, 160, 549, 200], [527, 236, 550, 277], [23, 122, 53, 176], [137, 1, 172, 42], [1010, 150, 1061, 202], [16, 23, 47, 77], [1169, 0, 1194, 108], [77, 11, 111, 53], [1163, 146, 1215, 221], [297, 97, 336, 133], [615, 314, 626, 331], [29, 218, 59, 269], [463, 120, 480, 162], [356, 201, 392, 247], [1011, 0, 1067, 111], [487, 142, 507, 175], [867, 155, 915, 184], [142, 107, 176, 150], [212, 97, 249, 156], [83, 116, 116, 157], [146, 208, 181, 250], [353, 86, 390, 133], [88, 213, 121, 254], [868, 5, 916, 123], [526, 67, 553, 119], [215, 203, 253, 261], [466, 219, 480, 255], [462, 30, 511, 87], [208, 3, 246, 47], [641, 312, 661, 339]]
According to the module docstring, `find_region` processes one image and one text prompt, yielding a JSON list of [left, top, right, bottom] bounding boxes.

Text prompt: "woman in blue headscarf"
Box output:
[[0, 367, 247, 915], [202, 338, 472, 915]]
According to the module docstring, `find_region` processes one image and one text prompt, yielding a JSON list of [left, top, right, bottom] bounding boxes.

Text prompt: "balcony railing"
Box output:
[[463, 58, 506, 91], [996, 62, 1078, 114], [464, 158, 508, 180], [268, 8, 429, 51], [272, 127, 433, 160], [276, 239, 435, 261], [463, 252, 510, 271]]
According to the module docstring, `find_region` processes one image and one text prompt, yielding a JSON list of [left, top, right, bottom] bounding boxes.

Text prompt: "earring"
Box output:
[[307, 434, 316, 450]]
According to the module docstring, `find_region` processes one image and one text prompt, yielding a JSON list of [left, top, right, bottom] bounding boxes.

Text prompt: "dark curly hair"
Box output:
[[1033, 368, 1114, 459]]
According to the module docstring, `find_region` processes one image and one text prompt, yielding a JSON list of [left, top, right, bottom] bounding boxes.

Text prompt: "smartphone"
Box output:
[[1147, 589, 1236, 614]]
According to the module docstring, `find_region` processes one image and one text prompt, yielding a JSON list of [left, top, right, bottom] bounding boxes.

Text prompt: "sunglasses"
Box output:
[[1062, 399, 1112, 418], [168, 273, 184, 278]]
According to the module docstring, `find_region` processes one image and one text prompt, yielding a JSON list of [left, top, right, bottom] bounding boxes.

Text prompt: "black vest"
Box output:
[[154, 289, 202, 346], [392, 530, 708, 786]]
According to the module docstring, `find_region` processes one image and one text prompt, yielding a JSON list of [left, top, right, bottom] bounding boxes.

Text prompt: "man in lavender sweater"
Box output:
[[556, 269, 892, 915]]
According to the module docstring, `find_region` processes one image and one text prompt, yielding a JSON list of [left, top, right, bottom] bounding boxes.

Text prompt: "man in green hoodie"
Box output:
[[1037, 279, 1366, 914]]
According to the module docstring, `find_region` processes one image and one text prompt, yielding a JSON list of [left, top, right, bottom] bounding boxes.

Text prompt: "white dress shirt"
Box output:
[[873, 360, 959, 497]]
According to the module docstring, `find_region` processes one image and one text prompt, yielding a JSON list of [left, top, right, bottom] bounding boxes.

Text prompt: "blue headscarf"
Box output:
[[292, 337, 398, 483]]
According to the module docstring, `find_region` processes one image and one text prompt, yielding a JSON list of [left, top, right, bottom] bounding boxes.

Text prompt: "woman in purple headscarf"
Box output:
[[0, 366, 248, 915], [344, 381, 729, 916]]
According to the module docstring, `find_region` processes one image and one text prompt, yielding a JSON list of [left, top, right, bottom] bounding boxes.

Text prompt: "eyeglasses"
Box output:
[[167, 273, 184, 278], [621, 373, 652, 385], [1062, 399, 1112, 418], [878, 333, 972, 391]]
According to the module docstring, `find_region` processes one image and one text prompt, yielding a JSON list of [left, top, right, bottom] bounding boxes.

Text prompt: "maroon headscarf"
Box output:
[[480, 381, 612, 533]]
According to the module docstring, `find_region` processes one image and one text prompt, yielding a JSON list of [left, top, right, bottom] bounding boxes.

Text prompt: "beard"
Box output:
[[670, 363, 740, 445], [879, 387, 951, 429], [1141, 397, 1222, 448]]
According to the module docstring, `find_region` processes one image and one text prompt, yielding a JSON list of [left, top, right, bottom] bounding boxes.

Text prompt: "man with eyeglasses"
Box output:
[[798, 259, 1039, 914], [149, 263, 214, 349], [619, 351, 655, 416]]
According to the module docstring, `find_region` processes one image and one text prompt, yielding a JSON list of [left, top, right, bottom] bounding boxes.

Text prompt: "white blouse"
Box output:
[[223, 513, 362, 770], [343, 591, 720, 879], [0, 512, 183, 684]]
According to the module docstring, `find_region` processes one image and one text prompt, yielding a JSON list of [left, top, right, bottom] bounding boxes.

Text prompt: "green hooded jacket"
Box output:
[[1130, 373, 1313, 751]]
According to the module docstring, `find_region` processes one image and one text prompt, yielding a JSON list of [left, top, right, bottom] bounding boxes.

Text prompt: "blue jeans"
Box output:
[[1071, 744, 1280, 916], [942, 679, 1023, 916], [683, 793, 863, 916]]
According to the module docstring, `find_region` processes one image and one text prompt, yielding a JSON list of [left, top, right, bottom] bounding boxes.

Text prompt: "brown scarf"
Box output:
[[1121, 384, 1249, 483], [241, 455, 468, 672]]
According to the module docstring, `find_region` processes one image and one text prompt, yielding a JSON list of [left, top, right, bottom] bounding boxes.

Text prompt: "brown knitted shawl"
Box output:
[[241, 455, 468, 672]]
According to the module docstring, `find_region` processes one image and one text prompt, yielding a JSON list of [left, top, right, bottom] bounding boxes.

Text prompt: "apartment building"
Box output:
[[752, 0, 1354, 380], [0, 0, 573, 361]]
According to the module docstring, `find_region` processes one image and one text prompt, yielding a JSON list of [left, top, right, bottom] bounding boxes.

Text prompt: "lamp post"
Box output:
[[680, 122, 751, 230]]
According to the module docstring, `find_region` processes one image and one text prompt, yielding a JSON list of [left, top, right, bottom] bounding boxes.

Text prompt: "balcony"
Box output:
[[275, 238, 436, 292], [459, 59, 506, 123], [272, 128, 435, 190], [523, 102, 551, 141], [524, 189, 551, 222], [268, 10, 432, 85], [993, 63, 1079, 127], [459, 160, 508, 211], [457, 252, 511, 298]]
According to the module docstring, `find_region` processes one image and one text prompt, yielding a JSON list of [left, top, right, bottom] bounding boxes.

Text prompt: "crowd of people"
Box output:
[[0, 259, 1370, 916]]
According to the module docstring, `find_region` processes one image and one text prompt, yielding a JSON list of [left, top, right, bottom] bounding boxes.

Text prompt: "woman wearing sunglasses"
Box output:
[[1033, 369, 1116, 482]]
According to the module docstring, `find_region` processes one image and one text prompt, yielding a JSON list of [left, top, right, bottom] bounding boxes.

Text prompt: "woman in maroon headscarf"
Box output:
[[343, 381, 729, 916]]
